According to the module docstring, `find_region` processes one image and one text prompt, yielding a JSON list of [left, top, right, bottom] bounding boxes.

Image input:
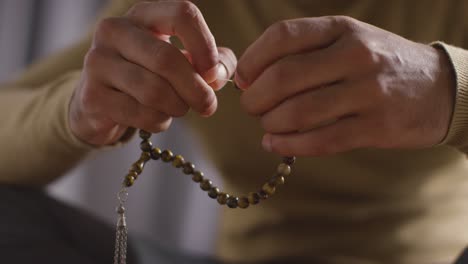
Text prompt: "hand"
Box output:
[[70, 1, 237, 146], [236, 16, 454, 156]]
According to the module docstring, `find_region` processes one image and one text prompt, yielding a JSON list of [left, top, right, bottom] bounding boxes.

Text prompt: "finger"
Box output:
[[94, 18, 216, 116], [260, 81, 367, 134], [126, 1, 219, 81], [240, 46, 349, 115], [236, 16, 349, 88], [262, 116, 370, 156], [86, 48, 189, 117], [209, 47, 237, 91], [92, 85, 173, 133]]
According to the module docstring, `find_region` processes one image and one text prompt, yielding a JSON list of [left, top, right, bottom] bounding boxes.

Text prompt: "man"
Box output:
[[2, 0, 468, 263]]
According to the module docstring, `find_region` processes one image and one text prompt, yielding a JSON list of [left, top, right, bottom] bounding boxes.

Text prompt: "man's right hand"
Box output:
[[69, 1, 236, 146]]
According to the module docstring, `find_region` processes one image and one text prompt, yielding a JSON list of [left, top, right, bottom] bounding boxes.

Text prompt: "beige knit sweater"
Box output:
[[2, 1, 468, 263]]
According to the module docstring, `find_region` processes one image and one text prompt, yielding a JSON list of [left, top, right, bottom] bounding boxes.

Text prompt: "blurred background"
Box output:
[[0, 0, 222, 256]]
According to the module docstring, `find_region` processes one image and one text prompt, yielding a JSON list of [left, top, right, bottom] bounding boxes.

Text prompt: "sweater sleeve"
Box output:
[[433, 42, 468, 153], [0, 0, 137, 185]]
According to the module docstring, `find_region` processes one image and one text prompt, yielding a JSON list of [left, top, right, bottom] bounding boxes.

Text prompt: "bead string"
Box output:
[[120, 129, 295, 209]]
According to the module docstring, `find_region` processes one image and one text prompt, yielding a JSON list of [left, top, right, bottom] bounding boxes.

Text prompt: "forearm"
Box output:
[[0, 72, 92, 185]]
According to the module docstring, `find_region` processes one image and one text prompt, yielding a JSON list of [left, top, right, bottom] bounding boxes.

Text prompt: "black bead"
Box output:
[[282, 156, 296, 165], [208, 187, 219, 199], [192, 171, 204, 183], [140, 140, 153, 152], [182, 162, 195, 174], [200, 179, 212, 191], [226, 197, 239, 208], [139, 130, 152, 140], [258, 190, 269, 200]]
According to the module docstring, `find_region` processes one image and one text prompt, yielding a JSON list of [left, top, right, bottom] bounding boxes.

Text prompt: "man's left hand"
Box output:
[[236, 16, 454, 156]]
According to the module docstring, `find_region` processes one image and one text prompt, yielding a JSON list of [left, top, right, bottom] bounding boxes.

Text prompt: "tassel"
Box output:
[[114, 189, 129, 264]]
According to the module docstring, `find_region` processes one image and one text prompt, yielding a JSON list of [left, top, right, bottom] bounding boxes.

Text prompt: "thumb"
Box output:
[[209, 47, 237, 91]]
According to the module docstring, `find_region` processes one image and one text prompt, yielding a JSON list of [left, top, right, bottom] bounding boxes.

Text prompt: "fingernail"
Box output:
[[262, 134, 272, 152], [217, 62, 228, 80], [234, 71, 248, 90]]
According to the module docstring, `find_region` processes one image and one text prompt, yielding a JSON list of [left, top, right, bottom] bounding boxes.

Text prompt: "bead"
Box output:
[[124, 175, 135, 187], [151, 148, 162, 160], [182, 162, 195, 174], [140, 151, 151, 162], [116, 205, 125, 214], [131, 161, 144, 174], [139, 130, 152, 140], [262, 182, 276, 196], [238, 196, 249, 209], [172, 155, 185, 168], [270, 175, 285, 186], [161, 150, 174, 162], [127, 171, 139, 180], [140, 140, 153, 152], [200, 179, 213, 191], [208, 187, 220, 199], [258, 190, 269, 200], [192, 171, 204, 183], [277, 163, 291, 176], [282, 156, 296, 165], [217, 193, 229, 205], [248, 192, 261, 205], [227, 196, 239, 208]]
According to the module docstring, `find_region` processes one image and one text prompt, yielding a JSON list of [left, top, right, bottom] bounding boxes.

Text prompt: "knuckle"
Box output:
[[175, 1, 200, 23], [333, 15, 359, 32], [95, 17, 120, 40], [126, 2, 149, 18], [83, 47, 106, 72], [349, 38, 382, 69], [267, 20, 295, 43]]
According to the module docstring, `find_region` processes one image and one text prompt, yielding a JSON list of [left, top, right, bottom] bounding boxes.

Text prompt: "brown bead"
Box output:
[[270, 175, 285, 186], [258, 190, 269, 200], [140, 152, 151, 162], [238, 196, 249, 209], [217, 193, 229, 205], [139, 130, 152, 140], [282, 156, 296, 165], [172, 155, 185, 168], [151, 148, 162, 160], [200, 179, 212, 191], [192, 171, 204, 183], [131, 161, 144, 174], [208, 187, 219, 199], [182, 162, 195, 174], [262, 182, 276, 196], [277, 163, 291, 176], [127, 170, 139, 180], [227, 196, 239, 208], [248, 192, 261, 205], [124, 175, 135, 187], [140, 140, 153, 152], [161, 150, 174, 162]]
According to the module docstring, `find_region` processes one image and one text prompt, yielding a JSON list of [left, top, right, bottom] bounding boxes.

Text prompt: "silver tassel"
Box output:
[[114, 189, 129, 264]]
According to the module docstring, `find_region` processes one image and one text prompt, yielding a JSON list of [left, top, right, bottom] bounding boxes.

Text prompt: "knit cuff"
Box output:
[[432, 42, 468, 152]]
